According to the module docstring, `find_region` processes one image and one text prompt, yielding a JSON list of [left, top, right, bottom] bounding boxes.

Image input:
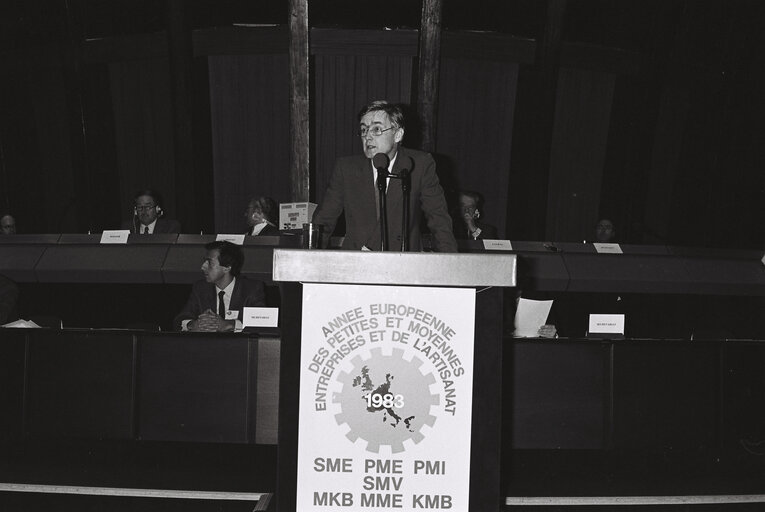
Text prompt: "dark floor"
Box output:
[[3, 441, 765, 510], [0, 438, 276, 511]]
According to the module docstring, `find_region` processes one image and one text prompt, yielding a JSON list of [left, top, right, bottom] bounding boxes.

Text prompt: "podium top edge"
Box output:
[[272, 249, 516, 287]]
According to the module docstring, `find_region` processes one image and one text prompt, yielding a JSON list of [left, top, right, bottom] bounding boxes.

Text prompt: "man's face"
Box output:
[[595, 220, 615, 242], [459, 195, 478, 220], [359, 110, 403, 160], [0, 215, 16, 235], [244, 201, 264, 227], [201, 249, 229, 285], [135, 194, 159, 226]]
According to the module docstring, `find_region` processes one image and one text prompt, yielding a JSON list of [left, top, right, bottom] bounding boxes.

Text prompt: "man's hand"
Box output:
[[462, 212, 478, 233], [188, 309, 235, 332], [538, 324, 558, 338]]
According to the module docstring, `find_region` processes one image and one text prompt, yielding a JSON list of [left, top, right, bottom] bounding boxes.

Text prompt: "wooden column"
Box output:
[[417, 0, 443, 153], [289, 0, 310, 202], [167, 0, 198, 230]]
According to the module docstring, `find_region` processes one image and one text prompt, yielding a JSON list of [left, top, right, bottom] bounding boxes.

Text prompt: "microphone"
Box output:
[[372, 153, 390, 173]]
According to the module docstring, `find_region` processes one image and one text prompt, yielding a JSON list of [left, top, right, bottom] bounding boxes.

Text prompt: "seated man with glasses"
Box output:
[[121, 189, 181, 234], [174, 241, 265, 332], [312, 100, 457, 252]]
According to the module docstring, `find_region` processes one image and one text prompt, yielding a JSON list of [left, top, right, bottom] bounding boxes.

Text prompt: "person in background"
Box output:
[[174, 241, 265, 332], [312, 100, 457, 252], [1, 214, 16, 235], [595, 218, 617, 243], [453, 191, 498, 240], [121, 189, 181, 234], [244, 196, 279, 236]]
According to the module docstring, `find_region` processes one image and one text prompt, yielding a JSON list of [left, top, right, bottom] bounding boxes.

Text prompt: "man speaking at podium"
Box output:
[[312, 101, 457, 252]]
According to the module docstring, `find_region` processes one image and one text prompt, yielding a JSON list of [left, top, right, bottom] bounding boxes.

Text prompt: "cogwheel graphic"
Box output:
[[333, 347, 439, 453]]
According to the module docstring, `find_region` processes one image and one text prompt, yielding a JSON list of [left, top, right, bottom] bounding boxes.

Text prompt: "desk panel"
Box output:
[[26, 331, 135, 439], [680, 257, 765, 296], [0, 235, 60, 282], [35, 243, 169, 283], [137, 334, 256, 443], [162, 235, 283, 283], [562, 253, 693, 293], [509, 340, 608, 449], [0, 330, 26, 440]]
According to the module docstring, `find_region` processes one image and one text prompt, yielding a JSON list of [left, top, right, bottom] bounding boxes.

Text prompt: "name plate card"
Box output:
[[216, 234, 245, 245], [483, 239, 513, 251], [297, 283, 476, 512], [588, 314, 625, 336], [243, 307, 279, 327], [100, 230, 130, 244], [593, 243, 623, 254]]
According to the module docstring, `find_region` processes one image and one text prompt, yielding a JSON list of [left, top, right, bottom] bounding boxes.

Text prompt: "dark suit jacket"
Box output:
[[312, 147, 457, 252], [121, 217, 181, 234], [454, 220, 498, 240], [246, 223, 280, 236], [173, 276, 266, 330]]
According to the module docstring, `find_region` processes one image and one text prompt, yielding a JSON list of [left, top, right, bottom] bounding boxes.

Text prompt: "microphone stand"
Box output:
[[377, 169, 389, 251], [399, 170, 410, 252]]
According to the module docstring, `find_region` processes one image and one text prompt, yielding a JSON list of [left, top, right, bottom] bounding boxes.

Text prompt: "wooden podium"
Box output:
[[273, 249, 515, 512]]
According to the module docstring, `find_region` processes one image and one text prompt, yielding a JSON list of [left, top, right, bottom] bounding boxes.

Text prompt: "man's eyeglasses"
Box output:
[[358, 126, 395, 138], [135, 205, 156, 211]]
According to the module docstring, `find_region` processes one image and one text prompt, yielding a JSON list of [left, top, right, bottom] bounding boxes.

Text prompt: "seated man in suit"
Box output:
[[1, 214, 16, 235], [594, 218, 617, 243], [244, 196, 280, 236], [121, 189, 181, 234], [453, 190, 498, 240], [174, 241, 265, 332]]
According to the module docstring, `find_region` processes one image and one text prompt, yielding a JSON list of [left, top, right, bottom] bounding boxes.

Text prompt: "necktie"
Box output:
[[218, 290, 226, 319], [375, 170, 384, 221], [142, 225, 149, 235]]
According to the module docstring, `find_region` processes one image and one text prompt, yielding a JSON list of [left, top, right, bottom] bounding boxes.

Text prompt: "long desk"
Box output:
[[1, 328, 280, 445], [3, 331, 765, 501], [1, 235, 763, 295]]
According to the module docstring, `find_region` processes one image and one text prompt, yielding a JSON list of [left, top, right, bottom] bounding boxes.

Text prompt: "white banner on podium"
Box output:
[[297, 283, 476, 512]]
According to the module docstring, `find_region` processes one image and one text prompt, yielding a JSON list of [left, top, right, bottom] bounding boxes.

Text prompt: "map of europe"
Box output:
[[352, 365, 416, 432]]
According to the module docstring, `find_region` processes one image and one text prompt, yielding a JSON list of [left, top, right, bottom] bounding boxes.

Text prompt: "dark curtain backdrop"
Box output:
[[598, 74, 658, 245], [668, 50, 765, 250], [208, 54, 290, 234], [546, 67, 615, 242], [435, 58, 519, 239], [313, 54, 413, 211], [0, 59, 86, 234], [109, 58, 177, 228]]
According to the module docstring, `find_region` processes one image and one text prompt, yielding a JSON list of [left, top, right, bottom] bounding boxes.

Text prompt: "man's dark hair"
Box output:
[[249, 196, 278, 224], [133, 189, 164, 208], [205, 241, 244, 276], [460, 190, 484, 210], [358, 100, 406, 131]]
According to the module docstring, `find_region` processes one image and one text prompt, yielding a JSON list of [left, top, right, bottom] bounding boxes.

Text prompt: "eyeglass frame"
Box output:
[[135, 204, 157, 212], [358, 125, 396, 138]]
